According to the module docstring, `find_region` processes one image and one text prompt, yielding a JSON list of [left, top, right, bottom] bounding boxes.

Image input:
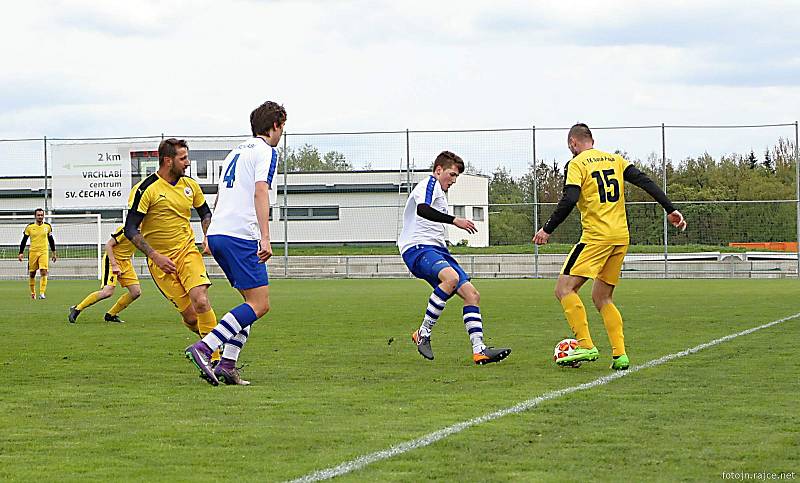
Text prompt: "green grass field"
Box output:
[[1, 278, 798, 482]]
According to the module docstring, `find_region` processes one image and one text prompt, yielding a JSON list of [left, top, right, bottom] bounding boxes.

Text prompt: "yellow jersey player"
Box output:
[[533, 123, 687, 370], [123, 138, 219, 370], [68, 226, 142, 324], [18, 208, 57, 299]]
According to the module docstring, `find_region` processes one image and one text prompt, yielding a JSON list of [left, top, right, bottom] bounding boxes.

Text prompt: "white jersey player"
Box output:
[[185, 101, 286, 386], [399, 151, 511, 365]]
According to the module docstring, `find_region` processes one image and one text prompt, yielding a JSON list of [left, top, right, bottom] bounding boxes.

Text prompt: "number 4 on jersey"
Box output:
[[223, 154, 240, 188]]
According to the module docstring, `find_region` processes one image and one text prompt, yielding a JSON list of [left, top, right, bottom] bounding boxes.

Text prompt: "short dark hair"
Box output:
[[34, 208, 44, 215], [158, 138, 188, 165], [250, 101, 287, 137], [568, 123, 593, 142], [433, 151, 465, 173]]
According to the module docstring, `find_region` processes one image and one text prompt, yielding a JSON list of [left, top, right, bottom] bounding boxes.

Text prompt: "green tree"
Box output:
[[278, 144, 351, 172]]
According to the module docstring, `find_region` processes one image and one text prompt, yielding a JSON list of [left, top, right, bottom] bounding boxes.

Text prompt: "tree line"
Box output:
[[486, 138, 798, 246], [275, 140, 798, 247]]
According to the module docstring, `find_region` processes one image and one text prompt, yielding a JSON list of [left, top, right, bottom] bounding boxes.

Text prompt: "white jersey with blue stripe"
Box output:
[[208, 137, 278, 241], [398, 175, 449, 255]]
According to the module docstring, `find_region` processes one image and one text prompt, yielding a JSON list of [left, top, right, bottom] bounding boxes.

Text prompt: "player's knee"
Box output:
[[190, 294, 211, 313], [193, 300, 211, 313], [129, 288, 142, 299], [464, 287, 480, 305], [99, 287, 114, 299], [554, 286, 570, 301], [440, 277, 458, 294]]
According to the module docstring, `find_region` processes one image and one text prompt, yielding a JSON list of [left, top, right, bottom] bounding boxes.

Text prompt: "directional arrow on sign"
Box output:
[[63, 163, 123, 169]]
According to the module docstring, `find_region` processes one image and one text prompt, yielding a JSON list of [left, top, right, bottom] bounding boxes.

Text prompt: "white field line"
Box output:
[[289, 312, 800, 483]]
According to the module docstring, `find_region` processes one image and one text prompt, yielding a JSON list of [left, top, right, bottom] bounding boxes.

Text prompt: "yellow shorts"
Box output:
[[147, 246, 211, 312], [28, 252, 48, 271], [561, 243, 628, 286], [102, 255, 139, 288]]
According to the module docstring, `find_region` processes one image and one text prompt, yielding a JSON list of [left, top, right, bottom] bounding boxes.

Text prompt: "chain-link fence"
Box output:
[[1, 122, 798, 279]]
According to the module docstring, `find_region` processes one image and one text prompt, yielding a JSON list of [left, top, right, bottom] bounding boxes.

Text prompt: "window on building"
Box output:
[[472, 206, 484, 221], [279, 206, 339, 220], [453, 205, 465, 218]]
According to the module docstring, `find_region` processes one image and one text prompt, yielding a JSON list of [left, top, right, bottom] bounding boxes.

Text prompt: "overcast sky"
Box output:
[[2, 0, 799, 175]]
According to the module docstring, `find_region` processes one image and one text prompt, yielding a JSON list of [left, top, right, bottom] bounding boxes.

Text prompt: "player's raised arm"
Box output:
[[533, 184, 581, 245], [623, 165, 687, 231], [416, 204, 477, 234]]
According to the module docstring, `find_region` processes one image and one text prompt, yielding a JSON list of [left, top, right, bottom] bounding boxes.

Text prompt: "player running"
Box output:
[[18, 208, 57, 299], [400, 151, 511, 365], [533, 123, 687, 370], [68, 225, 141, 324], [185, 100, 286, 386], [123, 138, 219, 368]]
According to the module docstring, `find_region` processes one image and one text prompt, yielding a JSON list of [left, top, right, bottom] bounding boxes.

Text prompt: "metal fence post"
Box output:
[[532, 125, 539, 278], [406, 129, 411, 194], [283, 132, 289, 277], [43, 136, 48, 212], [795, 121, 799, 278], [662, 123, 668, 278]]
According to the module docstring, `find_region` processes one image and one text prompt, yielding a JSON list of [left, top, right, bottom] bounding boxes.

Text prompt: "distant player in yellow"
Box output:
[[18, 208, 57, 299], [533, 123, 688, 370], [123, 138, 219, 368], [68, 226, 142, 324]]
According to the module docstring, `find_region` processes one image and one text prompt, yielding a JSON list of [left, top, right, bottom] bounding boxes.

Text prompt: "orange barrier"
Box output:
[[728, 242, 798, 252]]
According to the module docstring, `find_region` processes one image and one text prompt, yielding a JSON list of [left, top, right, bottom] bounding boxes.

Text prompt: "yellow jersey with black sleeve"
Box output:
[[565, 148, 630, 245], [127, 173, 206, 259], [24, 222, 52, 254], [109, 225, 136, 261]]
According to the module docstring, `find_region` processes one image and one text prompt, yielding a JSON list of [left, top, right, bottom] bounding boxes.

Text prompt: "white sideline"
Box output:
[[289, 312, 800, 483]]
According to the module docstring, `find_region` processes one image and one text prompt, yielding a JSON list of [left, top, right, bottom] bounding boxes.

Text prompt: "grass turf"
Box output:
[[0, 278, 797, 481]]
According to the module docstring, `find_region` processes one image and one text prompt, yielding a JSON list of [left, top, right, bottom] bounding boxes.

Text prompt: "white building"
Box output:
[[0, 170, 490, 247]]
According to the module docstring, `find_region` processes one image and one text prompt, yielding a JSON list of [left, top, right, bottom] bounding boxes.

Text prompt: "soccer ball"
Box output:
[[553, 338, 581, 367]]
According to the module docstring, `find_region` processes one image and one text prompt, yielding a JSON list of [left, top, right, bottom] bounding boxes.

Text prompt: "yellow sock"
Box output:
[[196, 309, 220, 361], [77, 291, 102, 310], [600, 303, 625, 357], [39, 276, 48, 295], [108, 292, 134, 315], [560, 292, 594, 349], [29, 278, 35, 295]]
